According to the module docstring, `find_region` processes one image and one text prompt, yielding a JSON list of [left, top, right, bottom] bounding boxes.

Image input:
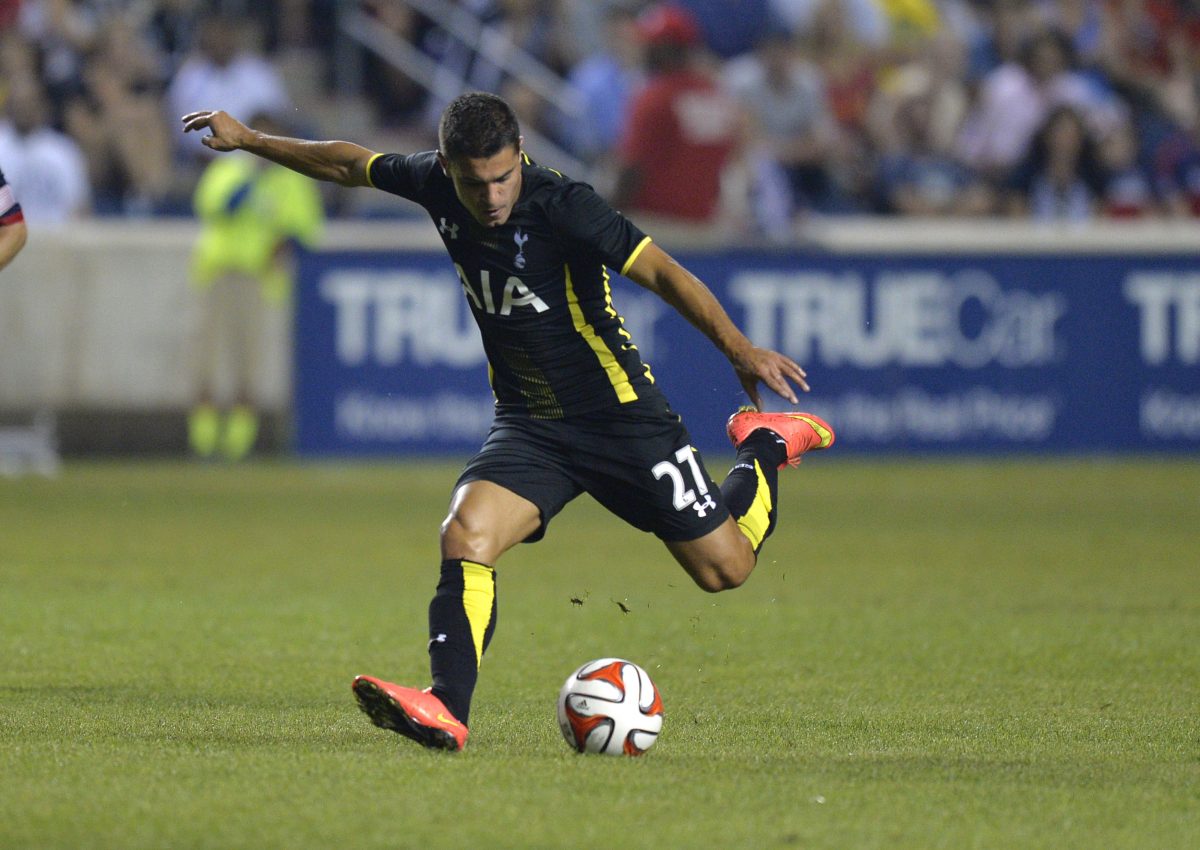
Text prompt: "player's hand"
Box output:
[[180, 110, 252, 152], [731, 346, 810, 410]]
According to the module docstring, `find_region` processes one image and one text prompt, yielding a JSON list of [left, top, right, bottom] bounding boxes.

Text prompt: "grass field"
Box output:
[[1, 458, 1197, 849]]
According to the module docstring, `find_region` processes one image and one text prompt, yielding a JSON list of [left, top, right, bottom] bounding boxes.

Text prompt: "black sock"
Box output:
[[720, 430, 784, 554], [427, 558, 496, 727]]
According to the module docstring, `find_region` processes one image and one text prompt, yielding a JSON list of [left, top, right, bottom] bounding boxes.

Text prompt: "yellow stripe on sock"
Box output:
[[735, 460, 773, 551], [461, 560, 495, 668]]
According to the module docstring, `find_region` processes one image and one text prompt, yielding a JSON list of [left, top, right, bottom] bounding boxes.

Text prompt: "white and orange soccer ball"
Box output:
[[557, 658, 664, 756]]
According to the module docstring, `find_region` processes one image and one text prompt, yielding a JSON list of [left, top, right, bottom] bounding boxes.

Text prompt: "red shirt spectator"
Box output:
[[614, 4, 738, 222]]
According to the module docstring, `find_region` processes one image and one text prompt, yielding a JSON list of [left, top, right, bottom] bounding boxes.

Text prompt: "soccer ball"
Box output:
[[557, 657, 664, 756]]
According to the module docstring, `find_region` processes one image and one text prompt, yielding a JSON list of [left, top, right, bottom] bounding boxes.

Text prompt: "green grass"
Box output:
[[1, 458, 1197, 849]]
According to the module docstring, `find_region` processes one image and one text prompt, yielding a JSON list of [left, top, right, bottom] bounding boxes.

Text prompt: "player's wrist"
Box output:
[[240, 127, 267, 152], [721, 335, 756, 366]]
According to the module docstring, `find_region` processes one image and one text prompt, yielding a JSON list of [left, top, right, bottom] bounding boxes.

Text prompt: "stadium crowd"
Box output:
[[1, 0, 1199, 231]]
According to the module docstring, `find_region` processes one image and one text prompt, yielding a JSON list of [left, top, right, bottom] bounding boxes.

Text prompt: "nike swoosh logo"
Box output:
[[436, 712, 463, 728]]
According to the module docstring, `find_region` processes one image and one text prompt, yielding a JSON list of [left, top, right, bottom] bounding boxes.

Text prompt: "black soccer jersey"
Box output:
[[367, 150, 662, 418]]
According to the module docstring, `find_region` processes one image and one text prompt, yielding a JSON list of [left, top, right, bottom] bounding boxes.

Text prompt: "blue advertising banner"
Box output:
[[294, 249, 1200, 456]]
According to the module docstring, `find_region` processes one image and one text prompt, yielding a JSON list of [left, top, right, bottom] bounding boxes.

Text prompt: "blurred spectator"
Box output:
[[613, 3, 740, 223], [144, 0, 204, 75], [1097, 0, 1200, 164], [1004, 104, 1105, 221], [0, 1, 19, 30], [0, 76, 90, 223], [1152, 116, 1200, 218], [561, 3, 643, 164], [0, 29, 42, 86], [423, 0, 569, 124], [873, 0, 943, 56], [187, 112, 324, 461], [870, 32, 971, 159], [1098, 115, 1159, 218], [803, 0, 881, 211], [14, 0, 98, 108], [962, 0, 1037, 82], [0, 163, 28, 271], [64, 19, 173, 214], [487, 0, 575, 150], [167, 12, 290, 162], [360, 0, 432, 128], [1035, 0, 1106, 66], [874, 71, 994, 216], [957, 26, 1127, 182], [724, 27, 838, 220], [770, 0, 888, 49], [0, 0, 1194, 226], [677, 0, 775, 59]]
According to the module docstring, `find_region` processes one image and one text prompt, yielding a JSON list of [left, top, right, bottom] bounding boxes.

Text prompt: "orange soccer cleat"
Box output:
[[726, 407, 835, 468], [351, 675, 469, 752]]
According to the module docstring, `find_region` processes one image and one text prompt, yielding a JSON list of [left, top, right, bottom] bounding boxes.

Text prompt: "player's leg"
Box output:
[[573, 399, 746, 591], [352, 483, 542, 751], [664, 517, 757, 591], [354, 417, 580, 750], [573, 397, 833, 592], [427, 479, 541, 726], [667, 408, 836, 589]]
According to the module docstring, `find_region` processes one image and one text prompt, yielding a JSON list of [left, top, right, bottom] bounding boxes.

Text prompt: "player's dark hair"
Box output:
[[438, 92, 521, 161]]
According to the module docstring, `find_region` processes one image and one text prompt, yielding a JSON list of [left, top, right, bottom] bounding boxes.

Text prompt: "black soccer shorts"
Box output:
[[455, 396, 730, 543]]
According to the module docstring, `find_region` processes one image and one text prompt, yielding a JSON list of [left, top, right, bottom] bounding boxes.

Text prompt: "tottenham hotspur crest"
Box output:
[[513, 228, 529, 269]]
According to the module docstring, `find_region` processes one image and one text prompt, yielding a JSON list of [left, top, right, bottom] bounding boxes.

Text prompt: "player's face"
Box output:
[[441, 145, 524, 227]]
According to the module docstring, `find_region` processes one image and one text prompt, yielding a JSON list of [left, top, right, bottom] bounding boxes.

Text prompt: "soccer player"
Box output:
[[182, 93, 834, 752], [0, 165, 28, 272]]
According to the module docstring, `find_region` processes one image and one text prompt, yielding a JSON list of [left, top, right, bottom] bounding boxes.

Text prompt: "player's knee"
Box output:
[[440, 512, 495, 562], [693, 559, 752, 593]]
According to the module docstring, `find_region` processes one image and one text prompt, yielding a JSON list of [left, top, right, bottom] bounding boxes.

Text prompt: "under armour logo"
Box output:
[[439, 218, 459, 239], [513, 228, 529, 269], [691, 494, 717, 517]]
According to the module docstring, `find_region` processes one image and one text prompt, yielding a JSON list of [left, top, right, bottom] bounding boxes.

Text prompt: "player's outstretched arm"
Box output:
[[0, 218, 27, 272], [180, 110, 376, 187], [626, 242, 809, 409]]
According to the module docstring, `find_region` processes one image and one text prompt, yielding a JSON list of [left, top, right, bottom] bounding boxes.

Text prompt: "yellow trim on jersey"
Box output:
[[565, 265, 638, 403], [523, 151, 562, 177], [602, 265, 656, 385], [735, 460, 773, 551], [461, 561, 495, 668], [363, 152, 385, 188], [620, 236, 653, 276]]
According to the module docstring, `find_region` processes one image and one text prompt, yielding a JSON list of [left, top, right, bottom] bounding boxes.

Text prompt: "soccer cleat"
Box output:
[[726, 406, 835, 468], [351, 675, 469, 752]]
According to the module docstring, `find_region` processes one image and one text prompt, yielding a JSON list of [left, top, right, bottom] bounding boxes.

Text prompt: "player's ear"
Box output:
[[436, 151, 449, 175]]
